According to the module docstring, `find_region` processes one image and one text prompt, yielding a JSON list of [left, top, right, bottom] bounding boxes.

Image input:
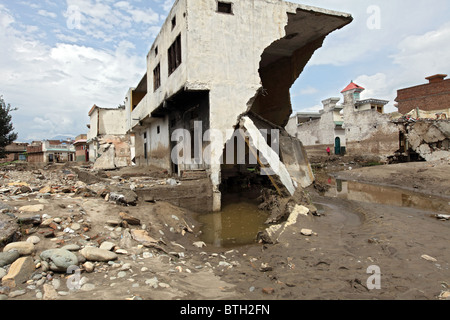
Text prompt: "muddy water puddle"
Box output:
[[324, 178, 450, 214], [196, 201, 269, 248]]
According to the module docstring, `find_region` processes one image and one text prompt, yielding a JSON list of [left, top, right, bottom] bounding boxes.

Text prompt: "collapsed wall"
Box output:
[[93, 135, 133, 170], [211, 5, 353, 210], [398, 120, 450, 162]]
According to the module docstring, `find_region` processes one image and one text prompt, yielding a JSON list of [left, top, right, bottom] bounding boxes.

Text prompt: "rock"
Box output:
[[1, 256, 35, 288], [18, 214, 42, 225], [40, 249, 79, 273], [0, 251, 20, 267], [80, 247, 118, 262], [131, 229, 158, 246], [145, 277, 159, 288], [0, 268, 6, 279], [8, 289, 26, 298], [291, 205, 310, 216], [43, 284, 58, 300], [193, 241, 207, 248], [0, 214, 19, 245], [26, 236, 41, 244], [18, 204, 45, 213], [106, 219, 121, 226], [39, 186, 54, 194], [421, 254, 437, 262], [259, 263, 273, 272], [119, 212, 141, 226], [109, 190, 138, 206], [300, 229, 313, 236], [119, 229, 133, 249], [3, 242, 35, 256], [262, 287, 275, 295], [439, 291, 450, 300], [81, 283, 95, 291], [83, 262, 95, 273], [99, 241, 115, 251], [61, 244, 80, 251], [115, 249, 128, 255], [70, 223, 81, 231], [40, 218, 54, 227]]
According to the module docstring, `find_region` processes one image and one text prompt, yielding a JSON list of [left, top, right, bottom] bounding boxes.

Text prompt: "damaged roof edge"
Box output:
[[285, 1, 353, 21]]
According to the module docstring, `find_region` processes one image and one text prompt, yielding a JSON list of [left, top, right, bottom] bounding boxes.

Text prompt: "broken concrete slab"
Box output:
[[1, 256, 35, 288], [258, 204, 312, 244]]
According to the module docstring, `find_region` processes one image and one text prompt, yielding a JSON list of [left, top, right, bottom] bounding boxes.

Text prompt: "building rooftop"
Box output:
[[355, 98, 389, 106], [341, 81, 365, 93]]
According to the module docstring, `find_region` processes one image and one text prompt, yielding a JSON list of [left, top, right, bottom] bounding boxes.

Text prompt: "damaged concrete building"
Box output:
[[286, 81, 399, 159], [87, 105, 133, 170], [124, 0, 353, 211]]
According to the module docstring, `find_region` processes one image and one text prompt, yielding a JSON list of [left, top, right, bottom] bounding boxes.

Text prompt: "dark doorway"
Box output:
[[335, 137, 341, 155]]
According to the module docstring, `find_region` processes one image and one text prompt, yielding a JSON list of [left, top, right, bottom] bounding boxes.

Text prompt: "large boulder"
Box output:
[[40, 249, 79, 273], [3, 241, 35, 256]]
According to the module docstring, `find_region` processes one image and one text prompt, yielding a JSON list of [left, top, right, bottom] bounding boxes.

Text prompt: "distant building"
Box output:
[[287, 81, 398, 158], [27, 140, 75, 163], [2, 142, 28, 162], [395, 74, 450, 116], [73, 134, 89, 162]]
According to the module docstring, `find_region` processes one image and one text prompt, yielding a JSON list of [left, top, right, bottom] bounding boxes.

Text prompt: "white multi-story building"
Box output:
[[124, 0, 353, 211]]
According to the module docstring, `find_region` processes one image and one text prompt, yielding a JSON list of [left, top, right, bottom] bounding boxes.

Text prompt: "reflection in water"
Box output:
[[197, 201, 269, 248], [325, 178, 450, 214]]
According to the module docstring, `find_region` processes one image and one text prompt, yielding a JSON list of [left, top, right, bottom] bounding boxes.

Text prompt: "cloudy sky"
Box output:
[[0, 0, 449, 142]]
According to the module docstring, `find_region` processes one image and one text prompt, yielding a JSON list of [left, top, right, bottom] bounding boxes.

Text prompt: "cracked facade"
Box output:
[[124, 0, 353, 211]]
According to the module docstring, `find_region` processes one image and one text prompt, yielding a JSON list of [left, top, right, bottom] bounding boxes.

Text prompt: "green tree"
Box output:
[[0, 95, 18, 158]]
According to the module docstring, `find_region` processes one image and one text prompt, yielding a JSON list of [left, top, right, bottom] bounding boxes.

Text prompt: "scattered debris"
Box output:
[[435, 214, 450, 221], [421, 254, 437, 262]]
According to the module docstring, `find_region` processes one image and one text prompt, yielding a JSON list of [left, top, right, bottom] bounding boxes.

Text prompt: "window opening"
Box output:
[[171, 16, 176, 30], [168, 34, 182, 75], [153, 63, 161, 91], [218, 2, 233, 14]]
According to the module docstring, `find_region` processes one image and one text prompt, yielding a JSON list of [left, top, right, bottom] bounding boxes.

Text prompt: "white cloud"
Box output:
[[392, 22, 450, 82], [0, 4, 146, 141], [299, 86, 319, 95], [38, 9, 57, 18], [353, 21, 450, 113]]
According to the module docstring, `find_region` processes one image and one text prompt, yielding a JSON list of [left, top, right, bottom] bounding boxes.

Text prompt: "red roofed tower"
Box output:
[[341, 81, 365, 105]]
